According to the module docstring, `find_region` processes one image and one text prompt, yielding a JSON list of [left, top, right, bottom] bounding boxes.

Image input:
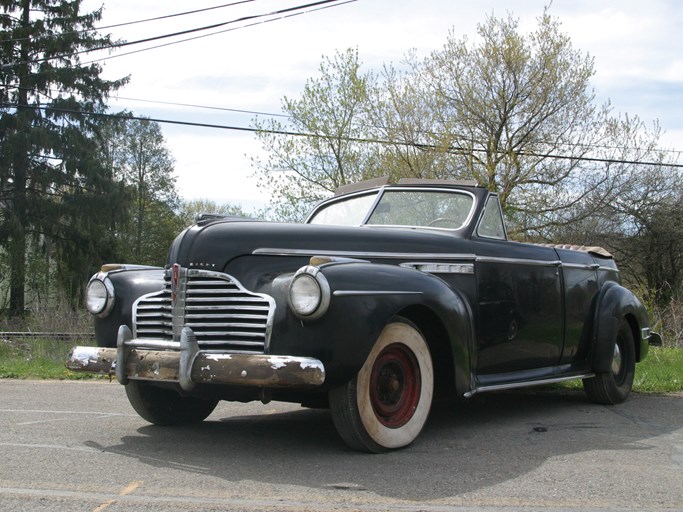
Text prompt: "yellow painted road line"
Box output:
[[92, 480, 143, 512]]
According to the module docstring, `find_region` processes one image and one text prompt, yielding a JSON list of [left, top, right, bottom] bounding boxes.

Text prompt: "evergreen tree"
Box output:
[[0, 0, 128, 315]]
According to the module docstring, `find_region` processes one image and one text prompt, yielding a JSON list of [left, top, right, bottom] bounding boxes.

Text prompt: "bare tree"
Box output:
[[252, 48, 378, 220], [98, 117, 179, 264], [366, 61, 447, 180], [408, 9, 665, 235], [178, 198, 249, 227]]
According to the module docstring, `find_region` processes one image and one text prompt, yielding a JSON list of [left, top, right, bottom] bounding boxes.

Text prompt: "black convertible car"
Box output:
[[68, 177, 661, 452]]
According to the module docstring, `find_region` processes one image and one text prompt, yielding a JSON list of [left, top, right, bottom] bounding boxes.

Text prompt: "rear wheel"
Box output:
[[583, 320, 635, 405], [125, 380, 218, 425], [329, 319, 434, 452]]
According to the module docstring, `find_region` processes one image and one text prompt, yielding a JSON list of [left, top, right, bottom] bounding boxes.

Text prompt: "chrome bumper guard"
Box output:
[[647, 331, 663, 347], [66, 326, 326, 391]]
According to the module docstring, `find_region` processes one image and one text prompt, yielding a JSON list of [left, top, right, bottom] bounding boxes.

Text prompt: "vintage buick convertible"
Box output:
[[68, 177, 661, 452]]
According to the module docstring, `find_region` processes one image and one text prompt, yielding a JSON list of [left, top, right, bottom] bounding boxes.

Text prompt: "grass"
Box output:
[[538, 346, 683, 394], [0, 336, 99, 380], [632, 347, 683, 393], [1, 338, 682, 393]]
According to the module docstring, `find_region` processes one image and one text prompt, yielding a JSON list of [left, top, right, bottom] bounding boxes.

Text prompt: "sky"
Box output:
[[79, 0, 683, 212]]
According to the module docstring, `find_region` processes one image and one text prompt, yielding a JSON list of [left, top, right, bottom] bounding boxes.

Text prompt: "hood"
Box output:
[[168, 219, 470, 271]]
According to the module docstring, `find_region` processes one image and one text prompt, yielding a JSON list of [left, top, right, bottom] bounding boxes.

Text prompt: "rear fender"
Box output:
[[592, 282, 649, 371]]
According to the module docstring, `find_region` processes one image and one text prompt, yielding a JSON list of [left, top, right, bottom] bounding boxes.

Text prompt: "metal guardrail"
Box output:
[[0, 332, 95, 341]]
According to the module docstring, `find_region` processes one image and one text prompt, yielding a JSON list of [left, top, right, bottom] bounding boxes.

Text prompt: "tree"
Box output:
[[0, 0, 128, 315], [178, 198, 249, 228], [118, 118, 177, 262], [127, 199, 180, 266], [591, 164, 681, 307], [251, 8, 674, 241], [252, 48, 377, 220], [100, 116, 179, 265], [254, 11, 667, 231], [411, 9, 670, 235], [366, 61, 446, 181]]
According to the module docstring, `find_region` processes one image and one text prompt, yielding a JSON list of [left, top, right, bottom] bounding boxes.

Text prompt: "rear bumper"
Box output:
[[647, 331, 663, 347], [639, 327, 663, 362], [66, 325, 325, 391]]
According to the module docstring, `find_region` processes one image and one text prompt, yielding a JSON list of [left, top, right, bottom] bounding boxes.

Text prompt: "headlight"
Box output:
[[85, 273, 115, 317], [288, 266, 330, 320]]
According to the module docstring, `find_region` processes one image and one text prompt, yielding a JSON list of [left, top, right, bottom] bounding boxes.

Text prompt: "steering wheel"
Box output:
[[427, 217, 459, 228]]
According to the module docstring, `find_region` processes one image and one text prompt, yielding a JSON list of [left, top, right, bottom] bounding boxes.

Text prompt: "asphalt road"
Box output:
[[0, 380, 681, 512]]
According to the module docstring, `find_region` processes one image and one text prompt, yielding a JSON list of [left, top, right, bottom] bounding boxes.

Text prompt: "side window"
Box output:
[[477, 196, 507, 240]]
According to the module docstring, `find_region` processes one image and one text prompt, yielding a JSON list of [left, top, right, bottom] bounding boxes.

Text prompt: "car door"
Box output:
[[472, 196, 563, 374]]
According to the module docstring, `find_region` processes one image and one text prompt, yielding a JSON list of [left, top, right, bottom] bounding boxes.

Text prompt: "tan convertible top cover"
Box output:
[[537, 244, 613, 259]]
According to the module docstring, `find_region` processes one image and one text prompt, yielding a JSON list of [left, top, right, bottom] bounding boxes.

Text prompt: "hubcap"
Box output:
[[369, 343, 421, 429], [611, 342, 623, 376]]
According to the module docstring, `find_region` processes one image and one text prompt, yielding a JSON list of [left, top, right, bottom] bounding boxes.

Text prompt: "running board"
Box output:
[[464, 372, 595, 398]]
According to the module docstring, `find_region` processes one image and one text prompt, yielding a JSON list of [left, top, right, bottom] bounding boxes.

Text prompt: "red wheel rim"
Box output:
[[369, 343, 421, 428]]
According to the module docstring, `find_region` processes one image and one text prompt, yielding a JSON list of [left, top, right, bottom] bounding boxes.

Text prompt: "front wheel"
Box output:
[[583, 320, 636, 405], [329, 319, 434, 452], [125, 380, 218, 425]]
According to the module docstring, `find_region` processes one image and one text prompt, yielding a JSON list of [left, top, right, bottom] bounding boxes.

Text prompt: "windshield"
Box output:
[[308, 188, 475, 230]]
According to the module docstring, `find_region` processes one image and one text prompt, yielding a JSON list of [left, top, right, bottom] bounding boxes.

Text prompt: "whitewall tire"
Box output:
[[329, 319, 434, 452]]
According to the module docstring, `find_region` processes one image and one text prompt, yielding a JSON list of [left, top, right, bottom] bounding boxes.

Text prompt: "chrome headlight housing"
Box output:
[[85, 272, 115, 318], [288, 265, 331, 320]]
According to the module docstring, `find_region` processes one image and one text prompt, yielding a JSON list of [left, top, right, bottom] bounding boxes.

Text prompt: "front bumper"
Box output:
[[66, 326, 326, 391]]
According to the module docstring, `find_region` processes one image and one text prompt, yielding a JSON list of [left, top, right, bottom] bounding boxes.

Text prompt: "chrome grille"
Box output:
[[133, 268, 275, 353]]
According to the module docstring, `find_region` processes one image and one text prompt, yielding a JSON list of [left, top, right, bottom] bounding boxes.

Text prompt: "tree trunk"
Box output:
[[9, 0, 31, 317]]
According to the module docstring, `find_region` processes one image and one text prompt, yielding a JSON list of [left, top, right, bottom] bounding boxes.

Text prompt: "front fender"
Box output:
[[92, 267, 165, 347], [592, 282, 650, 372], [267, 261, 475, 390]]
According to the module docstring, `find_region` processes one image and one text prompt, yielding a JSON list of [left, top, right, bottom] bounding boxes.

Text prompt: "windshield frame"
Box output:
[[306, 189, 382, 227], [306, 186, 478, 233]]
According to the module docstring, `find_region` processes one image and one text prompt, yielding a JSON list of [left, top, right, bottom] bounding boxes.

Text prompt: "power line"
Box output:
[[79, 0, 358, 67], [0, 1, 258, 44], [1, 0, 354, 71], [78, 93, 683, 158], [3, 83, 290, 119], [108, 95, 290, 118], [3, 102, 682, 169], [93, 1, 259, 32], [3, 84, 682, 159]]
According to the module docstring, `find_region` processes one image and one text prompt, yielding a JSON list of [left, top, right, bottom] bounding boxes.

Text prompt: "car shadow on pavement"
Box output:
[[84, 389, 682, 501]]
